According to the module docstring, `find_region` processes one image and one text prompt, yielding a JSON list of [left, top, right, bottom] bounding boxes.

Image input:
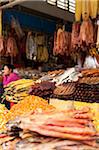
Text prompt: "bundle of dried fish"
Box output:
[[73, 83, 99, 103], [81, 69, 99, 77], [3, 79, 34, 103], [1, 108, 99, 150], [52, 68, 81, 86], [29, 81, 56, 98], [54, 82, 76, 96], [79, 77, 99, 84]]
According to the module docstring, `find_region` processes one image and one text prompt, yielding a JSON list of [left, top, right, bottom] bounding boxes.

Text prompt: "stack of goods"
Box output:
[[29, 81, 56, 99], [0, 108, 99, 149], [81, 69, 99, 77], [2, 79, 34, 103], [5, 95, 55, 122], [74, 102, 99, 133], [38, 68, 81, 86], [74, 69, 99, 102], [0, 104, 8, 133], [53, 81, 99, 102], [51, 68, 81, 85], [79, 77, 99, 84], [53, 82, 76, 98], [53, 69, 99, 102], [73, 83, 99, 102]]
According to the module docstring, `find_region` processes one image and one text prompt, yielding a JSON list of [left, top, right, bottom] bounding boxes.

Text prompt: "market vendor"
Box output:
[[2, 64, 20, 109], [3, 64, 20, 86]]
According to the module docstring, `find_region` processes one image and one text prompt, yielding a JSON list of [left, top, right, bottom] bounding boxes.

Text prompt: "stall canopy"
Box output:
[[0, 0, 74, 22], [3, 9, 56, 34]]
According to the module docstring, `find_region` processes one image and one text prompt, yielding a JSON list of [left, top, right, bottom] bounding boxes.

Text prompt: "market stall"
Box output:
[[0, 71, 99, 149], [0, 0, 99, 150]]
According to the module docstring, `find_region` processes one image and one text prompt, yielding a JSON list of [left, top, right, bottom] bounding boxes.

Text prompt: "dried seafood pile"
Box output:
[[2, 79, 34, 103], [0, 108, 99, 150], [79, 69, 99, 85], [74, 69, 99, 102], [39, 68, 81, 85], [5, 95, 55, 123], [73, 83, 99, 103], [53, 69, 99, 103], [29, 81, 56, 99], [54, 82, 76, 96], [53, 82, 99, 103], [81, 69, 99, 77], [0, 104, 8, 133], [79, 77, 99, 84]]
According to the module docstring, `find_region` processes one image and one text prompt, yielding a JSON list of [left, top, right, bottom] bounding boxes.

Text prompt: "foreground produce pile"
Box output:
[[74, 101, 99, 133], [5, 95, 55, 122], [0, 96, 55, 134], [2, 79, 34, 103], [0, 104, 8, 133], [0, 107, 99, 150]]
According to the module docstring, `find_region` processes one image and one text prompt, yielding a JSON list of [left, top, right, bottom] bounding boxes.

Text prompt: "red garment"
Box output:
[[3, 72, 20, 86]]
